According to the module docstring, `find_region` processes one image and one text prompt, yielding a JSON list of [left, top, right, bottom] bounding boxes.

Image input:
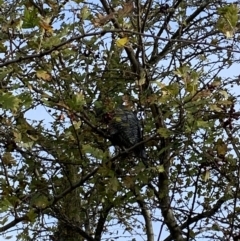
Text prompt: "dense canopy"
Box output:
[[0, 0, 240, 241]]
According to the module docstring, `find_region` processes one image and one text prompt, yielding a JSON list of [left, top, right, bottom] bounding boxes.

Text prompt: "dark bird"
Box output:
[[103, 107, 147, 159]]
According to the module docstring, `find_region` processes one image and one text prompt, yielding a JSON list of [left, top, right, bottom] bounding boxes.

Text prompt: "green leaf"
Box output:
[[189, 229, 196, 238], [157, 165, 164, 173], [4, 236, 13, 240], [82, 144, 104, 158], [0, 42, 7, 53], [196, 120, 210, 128], [202, 170, 210, 182], [75, 92, 85, 106], [158, 128, 172, 138], [0, 67, 13, 81], [110, 177, 119, 192], [22, 7, 39, 28], [216, 4, 238, 38], [81, 5, 90, 20], [212, 223, 220, 231], [0, 198, 12, 212], [30, 194, 49, 209], [0, 216, 8, 225], [0, 92, 21, 112], [26, 209, 37, 222]]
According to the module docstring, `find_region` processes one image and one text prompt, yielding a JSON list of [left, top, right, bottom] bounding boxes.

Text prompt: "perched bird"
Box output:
[[103, 107, 147, 159]]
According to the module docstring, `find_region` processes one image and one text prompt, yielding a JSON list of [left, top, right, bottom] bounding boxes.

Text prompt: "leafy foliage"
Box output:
[[0, 0, 240, 241]]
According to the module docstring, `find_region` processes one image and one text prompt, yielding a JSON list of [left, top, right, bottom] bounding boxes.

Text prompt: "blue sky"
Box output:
[[2, 0, 240, 240]]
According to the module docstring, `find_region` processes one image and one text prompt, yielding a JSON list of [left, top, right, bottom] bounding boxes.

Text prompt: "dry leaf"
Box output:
[[9, 18, 23, 31], [122, 94, 132, 107], [93, 13, 114, 27], [136, 69, 146, 86], [216, 138, 227, 157], [203, 170, 210, 182], [192, 90, 211, 100], [209, 104, 223, 112], [137, 76, 146, 86], [46, 0, 58, 10], [39, 18, 53, 33], [118, 1, 134, 16], [57, 113, 65, 121], [36, 70, 51, 81], [2, 152, 16, 166]]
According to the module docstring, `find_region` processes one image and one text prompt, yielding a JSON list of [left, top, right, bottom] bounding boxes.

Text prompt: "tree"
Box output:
[[0, 0, 240, 240]]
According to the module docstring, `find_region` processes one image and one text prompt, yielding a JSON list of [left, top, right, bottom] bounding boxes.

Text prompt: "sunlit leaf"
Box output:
[[216, 138, 228, 157], [216, 4, 238, 38], [219, 90, 228, 99], [203, 170, 210, 182], [36, 70, 51, 81], [136, 69, 146, 86], [75, 92, 85, 106], [81, 5, 90, 20], [209, 104, 223, 112], [157, 165, 165, 173], [9, 18, 23, 31], [116, 37, 129, 47], [93, 12, 114, 26], [118, 1, 134, 16], [39, 18, 53, 33]]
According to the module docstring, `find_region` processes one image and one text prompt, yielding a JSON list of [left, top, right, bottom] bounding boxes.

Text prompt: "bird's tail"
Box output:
[[134, 144, 147, 160], [139, 149, 147, 159]]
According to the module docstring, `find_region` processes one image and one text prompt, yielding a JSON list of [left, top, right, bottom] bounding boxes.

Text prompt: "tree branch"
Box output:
[[1, 29, 239, 68], [134, 192, 154, 241], [163, 197, 226, 241], [0, 216, 27, 232], [95, 203, 114, 241], [149, 1, 210, 65]]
